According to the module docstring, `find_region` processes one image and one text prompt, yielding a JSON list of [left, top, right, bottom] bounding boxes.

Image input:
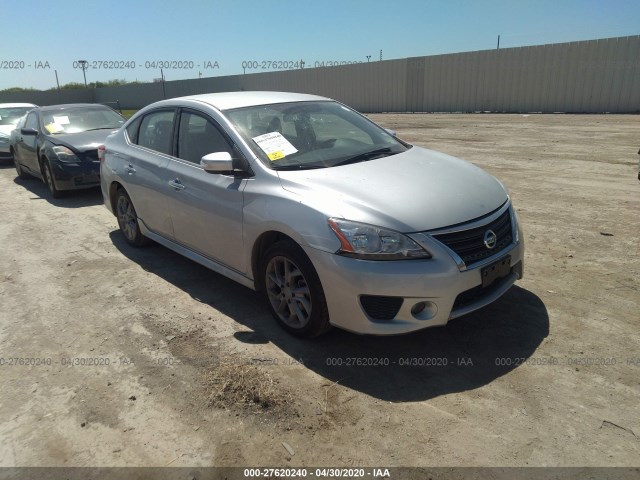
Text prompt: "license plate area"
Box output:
[[481, 255, 511, 288]]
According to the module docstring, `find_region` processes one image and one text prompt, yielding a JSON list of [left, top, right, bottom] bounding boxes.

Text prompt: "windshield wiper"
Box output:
[[83, 127, 120, 132], [333, 147, 393, 167], [272, 164, 326, 171]]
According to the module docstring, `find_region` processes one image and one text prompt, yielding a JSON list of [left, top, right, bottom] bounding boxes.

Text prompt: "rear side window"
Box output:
[[136, 110, 175, 155]]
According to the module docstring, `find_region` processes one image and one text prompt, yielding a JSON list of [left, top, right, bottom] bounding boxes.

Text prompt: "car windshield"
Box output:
[[0, 107, 33, 126], [40, 107, 125, 134], [225, 101, 409, 170]]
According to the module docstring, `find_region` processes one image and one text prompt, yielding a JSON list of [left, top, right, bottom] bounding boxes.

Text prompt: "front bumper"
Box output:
[[0, 140, 11, 160], [304, 218, 525, 335], [51, 159, 101, 190]]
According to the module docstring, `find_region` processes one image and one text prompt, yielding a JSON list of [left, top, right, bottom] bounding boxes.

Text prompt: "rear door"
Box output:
[[164, 109, 248, 273], [120, 109, 176, 239]]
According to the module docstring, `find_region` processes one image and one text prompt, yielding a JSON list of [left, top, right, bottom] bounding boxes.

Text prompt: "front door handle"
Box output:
[[125, 163, 136, 174], [168, 178, 185, 190]]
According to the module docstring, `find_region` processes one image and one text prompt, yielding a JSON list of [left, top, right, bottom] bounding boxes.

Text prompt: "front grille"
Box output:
[[452, 265, 516, 311], [360, 295, 403, 321], [433, 208, 513, 266]]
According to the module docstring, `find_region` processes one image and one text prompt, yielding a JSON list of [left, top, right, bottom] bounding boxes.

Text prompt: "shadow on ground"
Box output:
[[11, 174, 103, 208], [111, 230, 548, 402]]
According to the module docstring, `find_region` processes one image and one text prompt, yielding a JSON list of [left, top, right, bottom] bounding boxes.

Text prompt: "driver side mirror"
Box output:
[[384, 128, 397, 137], [21, 128, 38, 135], [201, 152, 233, 173]]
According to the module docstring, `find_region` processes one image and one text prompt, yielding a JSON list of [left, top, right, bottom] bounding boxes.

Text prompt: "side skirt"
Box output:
[[139, 220, 256, 291]]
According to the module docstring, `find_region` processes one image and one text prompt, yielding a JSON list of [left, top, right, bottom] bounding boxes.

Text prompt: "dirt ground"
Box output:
[[0, 114, 638, 468]]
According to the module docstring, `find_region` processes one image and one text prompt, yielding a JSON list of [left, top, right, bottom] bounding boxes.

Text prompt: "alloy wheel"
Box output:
[[265, 255, 312, 329], [117, 195, 138, 242], [43, 164, 54, 192]]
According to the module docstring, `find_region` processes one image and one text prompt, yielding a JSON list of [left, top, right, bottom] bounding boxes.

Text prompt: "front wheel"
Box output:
[[42, 159, 63, 198], [115, 188, 150, 247], [261, 239, 330, 337]]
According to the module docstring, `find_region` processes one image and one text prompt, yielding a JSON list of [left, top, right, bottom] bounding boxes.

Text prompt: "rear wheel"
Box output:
[[115, 188, 150, 247], [14, 151, 29, 179], [261, 239, 330, 337], [42, 159, 63, 198]]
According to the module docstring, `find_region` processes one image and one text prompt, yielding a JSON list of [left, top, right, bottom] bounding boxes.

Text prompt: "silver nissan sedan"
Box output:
[[100, 92, 524, 337]]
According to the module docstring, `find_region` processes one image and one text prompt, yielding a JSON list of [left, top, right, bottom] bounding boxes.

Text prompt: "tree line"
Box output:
[[0, 79, 141, 94]]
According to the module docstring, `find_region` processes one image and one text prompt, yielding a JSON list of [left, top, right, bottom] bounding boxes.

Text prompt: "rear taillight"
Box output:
[[98, 144, 106, 162]]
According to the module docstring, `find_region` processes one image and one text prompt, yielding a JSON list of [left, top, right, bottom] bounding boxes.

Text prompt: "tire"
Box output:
[[261, 239, 331, 337], [115, 188, 150, 247], [41, 159, 64, 198], [14, 151, 29, 180]]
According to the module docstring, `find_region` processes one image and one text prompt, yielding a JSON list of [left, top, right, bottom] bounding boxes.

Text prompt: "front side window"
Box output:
[[16, 115, 27, 129], [25, 112, 38, 130], [225, 101, 409, 170], [137, 110, 175, 155], [177, 111, 233, 164]]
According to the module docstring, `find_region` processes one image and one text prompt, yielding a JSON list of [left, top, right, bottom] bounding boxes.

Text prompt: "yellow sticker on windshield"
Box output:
[[267, 150, 284, 161], [45, 123, 64, 133]]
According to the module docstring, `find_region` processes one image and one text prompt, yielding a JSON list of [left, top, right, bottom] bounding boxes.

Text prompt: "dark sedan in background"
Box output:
[[11, 104, 125, 197]]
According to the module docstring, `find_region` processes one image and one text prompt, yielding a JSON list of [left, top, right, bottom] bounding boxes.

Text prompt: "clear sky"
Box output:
[[2, 0, 638, 90]]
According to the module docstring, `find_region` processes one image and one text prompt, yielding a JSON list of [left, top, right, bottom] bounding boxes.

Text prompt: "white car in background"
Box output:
[[0, 103, 37, 160]]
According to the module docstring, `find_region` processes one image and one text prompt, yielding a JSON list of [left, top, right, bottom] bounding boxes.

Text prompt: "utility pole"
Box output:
[[77, 60, 88, 88], [380, 49, 382, 61], [497, 35, 500, 50], [160, 68, 166, 99], [54, 70, 61, 101]]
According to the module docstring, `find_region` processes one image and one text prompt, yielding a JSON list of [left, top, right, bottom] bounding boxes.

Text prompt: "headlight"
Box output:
[[328, 218, 431, 260], [52, 145, 80, 163]]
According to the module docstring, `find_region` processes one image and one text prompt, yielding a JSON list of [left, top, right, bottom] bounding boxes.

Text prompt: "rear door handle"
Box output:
[[168, 178, 185, 190], [125, 163, 136, 174]]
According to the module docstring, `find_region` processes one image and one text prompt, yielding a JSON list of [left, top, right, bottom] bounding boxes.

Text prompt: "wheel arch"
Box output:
[[108, 181, 126, 216], [251, 231, 298, 291]]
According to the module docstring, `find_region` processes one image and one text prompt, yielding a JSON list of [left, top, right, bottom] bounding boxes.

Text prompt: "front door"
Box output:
[[164, 110, 247, 273]]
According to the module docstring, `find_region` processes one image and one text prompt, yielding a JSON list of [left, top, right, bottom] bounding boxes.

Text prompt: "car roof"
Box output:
[[0, 103, 38, 108], [36, 103, 111, 112], [177, 91, 331, 111]]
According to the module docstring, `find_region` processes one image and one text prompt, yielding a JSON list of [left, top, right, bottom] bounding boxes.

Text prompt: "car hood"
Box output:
[[0, 125, 16, 137], [48, 129, 119, 152], [277, 146, 508, 232]]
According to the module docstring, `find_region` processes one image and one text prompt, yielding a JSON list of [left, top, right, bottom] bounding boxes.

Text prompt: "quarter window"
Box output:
[[177, 111, 233, 164], [125, 116, 142, 144]]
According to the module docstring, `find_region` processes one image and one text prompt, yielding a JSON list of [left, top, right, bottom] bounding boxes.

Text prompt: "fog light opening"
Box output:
[[410, 301, 437, 320], [411, 302, 426, 316]]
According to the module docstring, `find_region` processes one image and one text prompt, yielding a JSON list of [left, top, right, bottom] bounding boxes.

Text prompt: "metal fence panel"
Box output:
[[2, 35, 638, 113]]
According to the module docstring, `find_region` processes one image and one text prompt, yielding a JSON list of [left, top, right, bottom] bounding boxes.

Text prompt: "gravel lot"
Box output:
[[0, 114, 638, 468]]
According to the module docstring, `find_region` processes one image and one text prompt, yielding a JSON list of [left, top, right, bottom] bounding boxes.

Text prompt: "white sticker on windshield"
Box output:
[[52, 115, 70, 125], [252, 131, 297, 161]]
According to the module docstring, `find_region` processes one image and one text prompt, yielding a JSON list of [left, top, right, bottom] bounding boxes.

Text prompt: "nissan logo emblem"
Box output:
[[484, 229, 497, 249]]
